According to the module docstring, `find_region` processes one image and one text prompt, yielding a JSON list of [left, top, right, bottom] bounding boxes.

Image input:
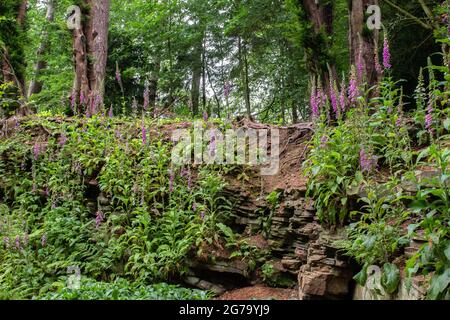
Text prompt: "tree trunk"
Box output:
[[300, 0, 337, 96], [85, 0, 110, 114], [69, 1, 110, 115], [292, 101, 298, 124], [191, 43, 202, 116], [28, 0, 56, 97], [149, 59, 160, 112], [349, 0, 380, 87], [202, 33, 207, 114], [238, 37, 251, 118], [69, 5, 89, 114], [2, 0, 27, 97]]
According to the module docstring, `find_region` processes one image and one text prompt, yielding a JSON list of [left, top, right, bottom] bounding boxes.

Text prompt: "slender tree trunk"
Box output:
[[28, 0, 56, 97], [71, 26, 89, 113], [292, 101, 298, 124], [149, 59, 160, 111], [238, 37, 251, 118], [280, 79, 286, 125], [202, 33, 207, 114], [191, 44, 202, 116], [349, 0, 380, 87], [205, 60, 220, 117]]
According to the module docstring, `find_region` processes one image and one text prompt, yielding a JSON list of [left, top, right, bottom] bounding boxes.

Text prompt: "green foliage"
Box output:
[[35, 277, 211, 300], [336, 182, 409, 267], [405, 143, 450, 300], [304, 119, 361, 225], [309, 24, 449, 298], [380, 263, 401, 294], [0, 115, 232, 298]]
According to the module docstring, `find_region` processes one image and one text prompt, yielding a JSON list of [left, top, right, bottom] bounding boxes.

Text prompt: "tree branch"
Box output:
[[383, 0, 432, 30], [417, 0, 440, 29]]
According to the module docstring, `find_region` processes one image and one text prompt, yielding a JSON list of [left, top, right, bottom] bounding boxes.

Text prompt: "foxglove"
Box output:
[[329, 79, 338, 116], [348, 66, 358, 104], [95, 211, 105, 229], [15, 235, 21, 250], [209, 130, 216, 158], [310, 84, 319, 118], [33, 142, 40, 160], [339, 85, 346, 113], [383, 35, 392, 69], [143, 85, 149, 111], [425, 98, 434, 134]]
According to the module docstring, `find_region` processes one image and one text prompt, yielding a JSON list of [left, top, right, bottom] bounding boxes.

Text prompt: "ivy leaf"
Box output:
[[407, 224, 419, 237], [381, 263, 400, 294], [353, 264, 368, 286], [427, 269, 450, 300]]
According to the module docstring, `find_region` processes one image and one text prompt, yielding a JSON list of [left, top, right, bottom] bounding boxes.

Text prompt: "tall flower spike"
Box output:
[[339, 78, 346, 113], [348, 66, 358, 104], [425, 97, 434, 134], [95, 211, 105, 229], [357, 51, 364, 80], [143, 85, 149, 111], [33, 141, 40, 160], [329, 78, 338, 117], [59, 134, 68, 147], [383, 35, 392, 69], [310, 82, 319, 118], [209, 130, 216, 158], [15, 235, 21, 250], [360, 148, 371, 172], [203, 111, 209, 122], [108, 105, 114, 118]]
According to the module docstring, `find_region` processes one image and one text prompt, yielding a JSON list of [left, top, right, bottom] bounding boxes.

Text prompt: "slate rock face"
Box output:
[[208, 177, 354, 299], [180, 126, 355, 299]]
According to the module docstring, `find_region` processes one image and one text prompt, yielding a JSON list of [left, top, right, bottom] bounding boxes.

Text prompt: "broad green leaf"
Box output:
[[353, 264, 368, 286], [427, 269, 450, 300], [381, 263, 400, 294]]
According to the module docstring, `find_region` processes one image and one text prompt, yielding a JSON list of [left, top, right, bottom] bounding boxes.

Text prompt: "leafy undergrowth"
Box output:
[[0, 114, 260, 299], [304, 55, 450, 299], [35, 278, 211, 300]]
